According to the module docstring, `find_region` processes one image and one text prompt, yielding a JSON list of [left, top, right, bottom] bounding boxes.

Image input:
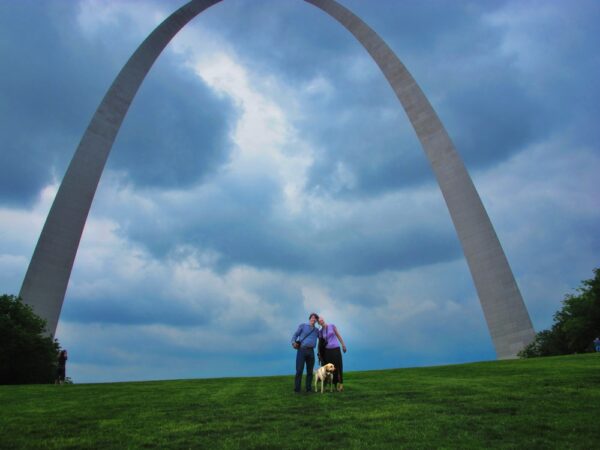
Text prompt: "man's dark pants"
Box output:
[[295, 347, 315, 392]]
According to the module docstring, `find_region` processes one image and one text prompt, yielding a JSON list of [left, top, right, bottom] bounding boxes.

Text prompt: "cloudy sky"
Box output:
[[1, 0, 598, 383]]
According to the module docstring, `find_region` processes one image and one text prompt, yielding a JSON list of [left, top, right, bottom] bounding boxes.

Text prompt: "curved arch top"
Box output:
[[20, 0, 534, 358]]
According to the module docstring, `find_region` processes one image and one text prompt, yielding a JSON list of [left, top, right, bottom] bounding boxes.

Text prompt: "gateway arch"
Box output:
[[20, 0, 535, 359]]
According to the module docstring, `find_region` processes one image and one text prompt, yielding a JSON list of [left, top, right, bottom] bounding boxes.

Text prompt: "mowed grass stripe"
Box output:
[[1, 354, 599, 449]]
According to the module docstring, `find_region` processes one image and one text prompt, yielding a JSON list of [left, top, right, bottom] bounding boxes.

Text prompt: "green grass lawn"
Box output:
[[1, 354, 599, 449]]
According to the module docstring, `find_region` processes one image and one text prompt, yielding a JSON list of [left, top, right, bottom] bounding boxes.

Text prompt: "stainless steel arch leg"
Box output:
[[20, 0, 224, 335], [305, 0, 535, 358]]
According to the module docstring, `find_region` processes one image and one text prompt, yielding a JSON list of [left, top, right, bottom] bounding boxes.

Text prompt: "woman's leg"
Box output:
[[327, 347, 343, 385], [336, 348, 343, 384]]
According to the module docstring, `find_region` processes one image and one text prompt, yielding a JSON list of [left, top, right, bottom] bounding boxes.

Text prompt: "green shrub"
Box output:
[[0, 294, 60, 384], [520, 268, 600, 358]]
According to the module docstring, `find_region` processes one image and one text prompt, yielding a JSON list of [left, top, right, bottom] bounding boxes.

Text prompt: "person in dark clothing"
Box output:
[[318, 316, 347, 391], [56, 350, 68, 384], [291, 313, 319, 393]]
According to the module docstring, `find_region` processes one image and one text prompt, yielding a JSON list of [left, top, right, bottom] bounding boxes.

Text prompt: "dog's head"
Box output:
[[324, 363, 336, 373]]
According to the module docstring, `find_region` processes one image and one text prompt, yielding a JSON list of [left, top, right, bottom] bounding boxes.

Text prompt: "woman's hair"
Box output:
[[309, 312, 319, 320]]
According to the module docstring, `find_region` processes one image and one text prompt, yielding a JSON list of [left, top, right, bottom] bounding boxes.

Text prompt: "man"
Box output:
[[593, 337, 600, 352], [291, 313, 319, 393]]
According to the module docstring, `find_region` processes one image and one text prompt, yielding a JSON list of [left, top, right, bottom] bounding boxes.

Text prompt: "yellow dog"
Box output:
[[313, 363, 336, 393]]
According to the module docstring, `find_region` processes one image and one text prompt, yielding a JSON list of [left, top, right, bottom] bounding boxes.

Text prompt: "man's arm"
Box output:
[[291, 324, 303, 346]]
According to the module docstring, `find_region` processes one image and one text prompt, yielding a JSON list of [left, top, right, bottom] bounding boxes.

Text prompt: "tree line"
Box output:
[[0, 294, 62, 384], [519, 267, 600, 358]]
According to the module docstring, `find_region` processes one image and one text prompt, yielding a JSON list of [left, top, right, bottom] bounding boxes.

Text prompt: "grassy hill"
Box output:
[[1, 353, 599, 449]]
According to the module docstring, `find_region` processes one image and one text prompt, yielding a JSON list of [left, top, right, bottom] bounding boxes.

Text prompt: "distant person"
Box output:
[[594, 337, 600, 352], [56, 350, 68, 384], [318, 316, 347, 392], [291, 313, 319, 393]]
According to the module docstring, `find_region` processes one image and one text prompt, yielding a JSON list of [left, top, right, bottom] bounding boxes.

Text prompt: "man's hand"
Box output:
[[292, 342, 300, 349]]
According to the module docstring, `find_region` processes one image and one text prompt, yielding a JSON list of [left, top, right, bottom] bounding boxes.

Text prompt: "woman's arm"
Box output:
[[334, 326, 347, 353]]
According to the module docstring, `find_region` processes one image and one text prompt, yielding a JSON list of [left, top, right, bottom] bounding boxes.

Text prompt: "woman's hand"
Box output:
[[342, 345, 347, 353]]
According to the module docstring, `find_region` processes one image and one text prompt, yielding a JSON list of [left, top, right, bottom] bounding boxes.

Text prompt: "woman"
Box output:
[[317, 316, 347, 391]]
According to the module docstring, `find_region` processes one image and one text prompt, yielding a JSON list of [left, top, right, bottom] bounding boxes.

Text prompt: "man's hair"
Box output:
[[309, 312, 319, 320]]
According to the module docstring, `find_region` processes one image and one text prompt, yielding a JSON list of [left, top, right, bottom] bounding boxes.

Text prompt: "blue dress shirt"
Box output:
[[291, 323, 319, 348]]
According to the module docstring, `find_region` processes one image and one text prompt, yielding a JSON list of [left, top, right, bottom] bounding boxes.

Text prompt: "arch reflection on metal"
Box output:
[[20, 0, 534, 358]]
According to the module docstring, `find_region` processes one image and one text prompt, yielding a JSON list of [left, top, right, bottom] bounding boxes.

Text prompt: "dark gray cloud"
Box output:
[[61, 294, 213, 327], [117, 189, 462, 277], [109, 53, 235, 189], [0, 0, 235, 205], [196, 0, 600, 201], [0, 1, 104, 205], [442, 75, 543, 169]]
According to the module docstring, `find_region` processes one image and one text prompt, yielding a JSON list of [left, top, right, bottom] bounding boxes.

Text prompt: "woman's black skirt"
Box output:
[[323, 347, 343, 384]]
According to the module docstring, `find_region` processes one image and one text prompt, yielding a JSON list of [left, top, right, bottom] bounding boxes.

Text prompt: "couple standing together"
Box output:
[[291, 313, 347, 393]]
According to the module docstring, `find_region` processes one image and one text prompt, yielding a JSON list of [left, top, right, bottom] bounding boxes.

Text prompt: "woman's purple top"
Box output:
[[319, 324, 340, 349]]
